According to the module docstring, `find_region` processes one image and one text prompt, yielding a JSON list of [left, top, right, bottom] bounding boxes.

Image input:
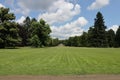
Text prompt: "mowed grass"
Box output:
[[0, 47, 120, 75]]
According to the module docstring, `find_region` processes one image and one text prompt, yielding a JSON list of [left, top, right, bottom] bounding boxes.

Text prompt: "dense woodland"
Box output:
[[0, 7, 120, 48]]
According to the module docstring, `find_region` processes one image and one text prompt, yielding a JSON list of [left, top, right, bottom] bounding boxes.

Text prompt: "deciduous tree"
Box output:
[[0, 7, 20, 48], [115, 26, 120, 47]]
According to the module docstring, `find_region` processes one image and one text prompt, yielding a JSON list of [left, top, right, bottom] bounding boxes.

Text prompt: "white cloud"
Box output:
[[18, 0, 57, 11], [16, 16, 26, 24], [6, 0, 86, 39], [16, 0, 58, 15], [108, 25, 119, 33], [87, 0, 109, 10], [0, 3, 5, 8], [51, 17, 88, 39], [38, 0, 80, 24], [12, 0, 81, 17]]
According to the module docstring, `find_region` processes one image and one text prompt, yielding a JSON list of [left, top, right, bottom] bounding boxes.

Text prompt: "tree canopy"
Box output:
[[64, 12, 120, 48], [0, 7, 20, 48], [0, 7, 51, 48], [0, 7, 120, 48], [115, 26, 120, 47]]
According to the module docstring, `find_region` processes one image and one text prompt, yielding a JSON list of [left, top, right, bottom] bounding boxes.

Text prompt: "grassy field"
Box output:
[[0, 47, 120, 75]]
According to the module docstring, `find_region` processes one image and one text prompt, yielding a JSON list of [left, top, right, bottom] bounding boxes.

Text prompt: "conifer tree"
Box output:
[[88, 12, 108, 47]]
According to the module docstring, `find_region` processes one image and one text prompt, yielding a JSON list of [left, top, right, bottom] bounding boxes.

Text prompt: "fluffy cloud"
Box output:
[[38, 0, 80, 24], [87, 0, 109, 10], [8, 0, 86, 39], [16, 16, 26, 24], [17, 0, 57, 11], [0, 3, 5, 8], [108, 25, 119, 33], [16, 0, 58, 15], [51, 17, 88, 39]]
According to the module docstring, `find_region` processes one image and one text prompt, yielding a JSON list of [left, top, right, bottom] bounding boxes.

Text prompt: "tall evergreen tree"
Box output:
[[88, 12, 108, 47], [17, 24, 27, 46], [115, 26, 120, 47], [22, 16, 31, 46]]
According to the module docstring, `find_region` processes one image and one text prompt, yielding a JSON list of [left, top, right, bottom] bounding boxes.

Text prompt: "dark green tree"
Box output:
[[23, 16, 31, 46], [30, 19, 51, 47], [0, 7, 15, 22], [0, 7, 20, 48], [115, 26, 120, 47], [39, 19, 51, 46], [80, 32, 88, 47], [0, 24, 5, 48], [30, 35, 41, 47], [73, 36, 80, 47], [17, 24, 27, 46], [66, 36, 80, 47], [107, 29, 115, 47], [88, 12, 108, 47], [50, 38, 59, 46], [87, 27, 95, 47], [66, 37, 74, 46]]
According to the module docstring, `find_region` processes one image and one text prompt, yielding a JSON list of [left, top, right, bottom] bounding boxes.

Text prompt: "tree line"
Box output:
[[0, 7, 120, 48], [63, 12, 120, 47], [0, 7, 56, 48]]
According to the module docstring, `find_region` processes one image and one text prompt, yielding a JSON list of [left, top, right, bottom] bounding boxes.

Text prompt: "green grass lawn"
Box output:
[[0, 47, 120, 75]]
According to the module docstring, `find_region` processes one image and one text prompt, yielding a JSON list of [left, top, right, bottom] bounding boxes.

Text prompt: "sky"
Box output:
[[0, 0, 120, 39]]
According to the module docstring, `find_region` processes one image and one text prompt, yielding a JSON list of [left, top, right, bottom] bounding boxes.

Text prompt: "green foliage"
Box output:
[[0, 25, 5, 48], [39, 19, 51, 46], [65, 11, 112, 48], [30, 19, 51, 47], [22, 16, 32, 46], [65, 36, 80, 47], [107, 29, 115, 47], [0, 7, 119, 48], [0, 38, 4, 48], [30, 35, 41, 47], [80, 32, 88, 47], [3, 21, 20, 47], [0, 47, 120, 75], [65, 12, 118, 48], [86, 12, 108, 47], [0, 7, 19, 48], [115, 26, 120, 47], [87, 27, 95, 47], [18, 17, 51, 47], [18, 17, 37, 46], [72, 36, 80, 47], [0, 7, 15, 22], [17, 24, 28, 46], [66, 37, 74, 46], [50, 38, 60, 46]]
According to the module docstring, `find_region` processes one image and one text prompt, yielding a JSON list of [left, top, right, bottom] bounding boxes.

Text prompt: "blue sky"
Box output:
[[0, 0, 119, 39]]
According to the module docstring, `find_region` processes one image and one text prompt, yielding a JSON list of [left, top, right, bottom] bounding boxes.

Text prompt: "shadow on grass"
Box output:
[[5, 47, 20, 49]]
